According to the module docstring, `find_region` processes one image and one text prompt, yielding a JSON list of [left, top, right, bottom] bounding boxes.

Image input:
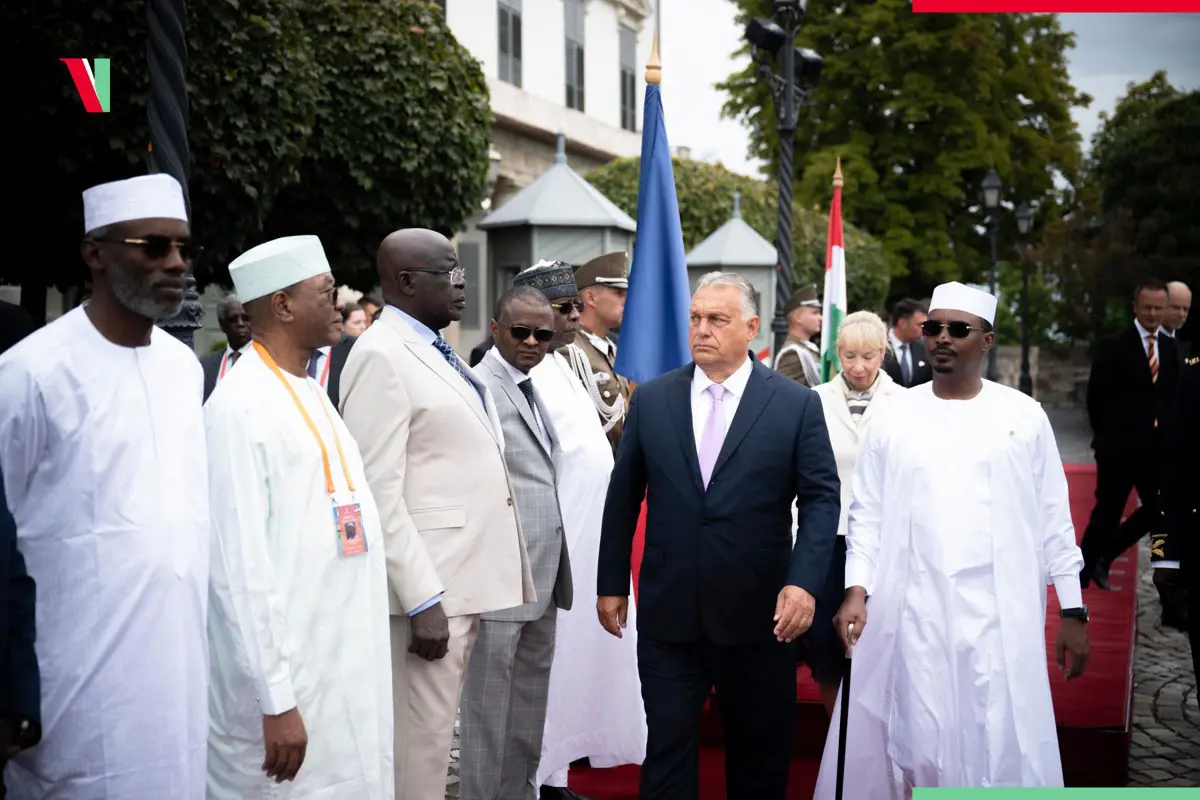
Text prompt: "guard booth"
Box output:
[[478, 132, 636, 313], [685, 192, 778, 360]]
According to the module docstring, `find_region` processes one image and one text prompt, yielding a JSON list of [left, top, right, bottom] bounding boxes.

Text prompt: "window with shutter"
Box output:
[[498, 0, 522, 87], [564, 0, 585, 111], [618, 24, 636, 131]]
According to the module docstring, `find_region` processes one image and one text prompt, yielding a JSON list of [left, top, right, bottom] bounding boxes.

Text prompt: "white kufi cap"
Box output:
[[229, 235, 332, 302], [928, 281, 998, 325], [82, 174, 188, 234]]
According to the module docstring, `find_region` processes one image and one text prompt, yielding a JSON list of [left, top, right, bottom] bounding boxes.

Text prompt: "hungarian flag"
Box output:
[[820, 159, 848, 383]]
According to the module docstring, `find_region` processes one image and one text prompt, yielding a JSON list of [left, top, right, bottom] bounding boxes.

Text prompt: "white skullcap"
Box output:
[[928, 281, 998, 325], [521, 259, 557, 273], [82, 174, 188, 234], [229, 235, 331, 302]]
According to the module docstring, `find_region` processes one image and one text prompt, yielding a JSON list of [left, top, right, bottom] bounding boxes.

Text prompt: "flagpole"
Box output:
[[646, 29, 661, 85]]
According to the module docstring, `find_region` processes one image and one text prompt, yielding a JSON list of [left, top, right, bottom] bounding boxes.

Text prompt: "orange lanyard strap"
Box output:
[[319, 350, 332, 388], [218, 351, 230, 380], [253, 342, 357, 496]]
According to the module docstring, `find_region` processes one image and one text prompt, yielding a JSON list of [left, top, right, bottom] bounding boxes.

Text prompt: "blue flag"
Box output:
[[613, 83, 691, 384]]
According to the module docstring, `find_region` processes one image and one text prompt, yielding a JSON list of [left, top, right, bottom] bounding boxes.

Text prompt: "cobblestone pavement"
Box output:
[[1127, 548, 1200, 787], [440, 409, 1198, 795]]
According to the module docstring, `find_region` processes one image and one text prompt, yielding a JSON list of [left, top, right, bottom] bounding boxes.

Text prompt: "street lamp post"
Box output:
[[981, 167, 1002, 382], [1015, 201, 1035, 397], [147, 0, 200, 349], [744, 2, 823, 358]]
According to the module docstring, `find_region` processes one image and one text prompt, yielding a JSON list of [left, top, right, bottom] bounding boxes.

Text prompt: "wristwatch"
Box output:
[[1060, 606, 1089, 623]]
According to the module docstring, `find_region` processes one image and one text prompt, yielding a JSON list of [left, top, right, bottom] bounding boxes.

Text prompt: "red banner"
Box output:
[[914, 0, 1200, 9]]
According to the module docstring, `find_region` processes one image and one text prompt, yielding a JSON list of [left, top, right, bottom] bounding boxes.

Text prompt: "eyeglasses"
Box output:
[[920, 320, 986, 339], [499, 324, 555, 343], [403, 266, 466, 283], [93, 236, 203, 262], [550, 299, 583, 314]]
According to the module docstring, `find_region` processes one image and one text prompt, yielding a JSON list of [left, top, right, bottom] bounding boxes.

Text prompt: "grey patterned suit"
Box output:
[[460, 348, 573, 800]]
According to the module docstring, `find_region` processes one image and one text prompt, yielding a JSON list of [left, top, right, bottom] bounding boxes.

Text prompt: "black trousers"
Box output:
[[1081, 456, 1164, 570], [637, 635, 796, 800]]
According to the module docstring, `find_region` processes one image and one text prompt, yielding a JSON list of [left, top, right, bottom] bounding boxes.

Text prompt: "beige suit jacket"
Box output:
[[339, 307, 536, 618]]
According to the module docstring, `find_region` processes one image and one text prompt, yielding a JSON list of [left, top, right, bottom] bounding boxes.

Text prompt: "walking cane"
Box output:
[[835, 622, 854, 800]]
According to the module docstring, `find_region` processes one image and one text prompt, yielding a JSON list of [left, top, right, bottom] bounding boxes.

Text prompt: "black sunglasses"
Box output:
[[94, 235, 203, 262], [550, 299, 583, 314], [920, 320, 986, 339], [499, 323, 555, 343]]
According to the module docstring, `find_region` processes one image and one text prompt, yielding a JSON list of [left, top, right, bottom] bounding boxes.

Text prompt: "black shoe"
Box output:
[[1089, 559, 1112, 590], [540, 787, 595, 800]]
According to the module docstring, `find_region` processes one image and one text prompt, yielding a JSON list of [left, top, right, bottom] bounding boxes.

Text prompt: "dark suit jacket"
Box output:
[[1086, 324, 1180, 458], [469, 336, 494, 368], [597, 357, 841, 647], [326, 333, 356, 408], [0, 300, 37, 358], [199, 350, 225, 403], [881, 339, 932, 388], [1, 463, 40, 741], [1161, 360, 1200, 681]]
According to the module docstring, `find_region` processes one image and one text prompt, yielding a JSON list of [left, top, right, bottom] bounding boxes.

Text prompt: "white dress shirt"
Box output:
[[493, 349, 550, 446], [690, 355, 754, 450]]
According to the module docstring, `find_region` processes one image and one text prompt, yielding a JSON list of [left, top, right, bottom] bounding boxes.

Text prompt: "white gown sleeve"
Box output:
[[1032, 407, 1085, 609], [205, 401, 297, 715], [0, 358, 47, 504], [845, 420, 885, 594]]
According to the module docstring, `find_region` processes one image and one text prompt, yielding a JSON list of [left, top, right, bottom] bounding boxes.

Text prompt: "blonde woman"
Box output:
[[803, 310, 905, 713]]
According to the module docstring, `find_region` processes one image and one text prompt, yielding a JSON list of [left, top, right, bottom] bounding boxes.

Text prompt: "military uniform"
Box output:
[[773, 284, 822, 387], [566, 252, 632, 453]]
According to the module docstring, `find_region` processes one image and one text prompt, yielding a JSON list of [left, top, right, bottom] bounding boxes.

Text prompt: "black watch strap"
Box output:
[[1061, 606, 1089, 622]]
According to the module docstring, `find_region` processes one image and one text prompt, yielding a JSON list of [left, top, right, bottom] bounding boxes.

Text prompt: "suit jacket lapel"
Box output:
[[711, 363, 775, 481], [386, 313, 498, 442], [485, 352, 551, 458], [829, 387, 859, 437], [668, 366, 703, 493]]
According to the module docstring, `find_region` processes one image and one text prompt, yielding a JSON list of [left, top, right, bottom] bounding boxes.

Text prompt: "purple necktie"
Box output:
[[698, 383, 728, 489]]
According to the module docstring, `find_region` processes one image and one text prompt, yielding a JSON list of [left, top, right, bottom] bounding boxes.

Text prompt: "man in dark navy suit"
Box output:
[[597, 271, 841, 799], [1, 463, 41, 796]]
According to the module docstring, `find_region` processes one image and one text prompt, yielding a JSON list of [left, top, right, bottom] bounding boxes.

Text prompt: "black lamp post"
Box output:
[[981, 167, 1002, 381], [148, 0, 201, 349], [745, 2, 823, 358], [1015, 201, 1035, 397]]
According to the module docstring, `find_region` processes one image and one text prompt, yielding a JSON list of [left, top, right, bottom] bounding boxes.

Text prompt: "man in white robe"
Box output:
[[204, 236, 392, 798], [815, 282, 1090, 798], [514, 262, 647, 797], [0, 174, 210, 798]]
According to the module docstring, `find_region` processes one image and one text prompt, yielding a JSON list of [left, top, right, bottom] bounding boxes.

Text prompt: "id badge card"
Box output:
[[333, 501, 368, 558]]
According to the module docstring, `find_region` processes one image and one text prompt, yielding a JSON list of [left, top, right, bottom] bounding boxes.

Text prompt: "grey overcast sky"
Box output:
[[660, 2, 1200, 179]]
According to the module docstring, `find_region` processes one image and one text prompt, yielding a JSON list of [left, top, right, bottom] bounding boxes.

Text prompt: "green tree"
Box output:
[[1095, 89, 1200, 282], [2, 0, 320, 302], [263, 0, 493, 288], [585, 157, 893, 314], [1, 0, 490, 314], [1088, 70, 1179, 173], [718, 1, 1089, 300]]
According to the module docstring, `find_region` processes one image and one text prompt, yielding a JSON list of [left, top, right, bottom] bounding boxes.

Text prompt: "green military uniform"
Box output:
[[567, 252, 632, 453], [773, 284, 822, 387]]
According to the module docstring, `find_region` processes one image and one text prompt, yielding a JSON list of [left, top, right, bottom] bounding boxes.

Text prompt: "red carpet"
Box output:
[[569, 463, 1137, 796]]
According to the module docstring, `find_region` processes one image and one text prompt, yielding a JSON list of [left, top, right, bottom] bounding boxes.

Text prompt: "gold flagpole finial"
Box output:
[[833, 157, 844, 188], [646, 31, 662, 85]]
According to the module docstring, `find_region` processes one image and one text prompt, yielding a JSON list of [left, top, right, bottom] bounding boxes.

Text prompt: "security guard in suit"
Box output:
[[569, 251, 632, 454], [1162, 357, 1199, 648]]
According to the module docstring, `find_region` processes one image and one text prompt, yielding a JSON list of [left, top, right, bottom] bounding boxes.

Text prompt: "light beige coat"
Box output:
[[339, 307, 536, 618], [813, 371, 906, 538]]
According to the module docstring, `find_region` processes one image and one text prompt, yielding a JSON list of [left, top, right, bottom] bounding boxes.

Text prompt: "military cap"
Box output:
[[784, 284, 820, 315], [512, 259, 578, 301], [574, 251, 629, 290]]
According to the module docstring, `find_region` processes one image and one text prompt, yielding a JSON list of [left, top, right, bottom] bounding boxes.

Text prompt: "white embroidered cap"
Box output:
[[82, 174, 188, 234], [229, 235, 332, 302], [928, 281, 998, 325]]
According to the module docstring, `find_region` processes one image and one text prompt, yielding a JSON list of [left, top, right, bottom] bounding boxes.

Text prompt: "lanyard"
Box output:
[[252, 342, 357, 496], [218, 350, 235, 381], [317, 350, 332, 388]]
